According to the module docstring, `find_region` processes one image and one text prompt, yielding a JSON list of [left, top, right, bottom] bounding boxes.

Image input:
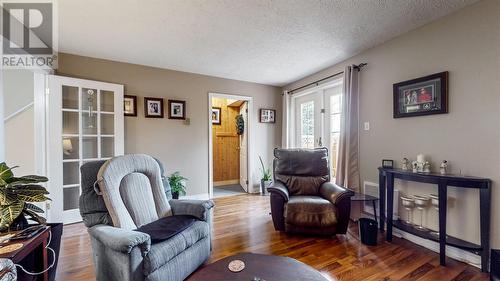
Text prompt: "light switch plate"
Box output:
[[364, 122, 370, 131]]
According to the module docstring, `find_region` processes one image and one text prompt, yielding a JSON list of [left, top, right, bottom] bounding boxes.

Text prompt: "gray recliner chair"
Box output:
[[79, 154, 214, 281]]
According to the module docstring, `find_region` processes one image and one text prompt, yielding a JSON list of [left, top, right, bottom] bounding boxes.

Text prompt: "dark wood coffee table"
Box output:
[[187, 253, 329, 281]]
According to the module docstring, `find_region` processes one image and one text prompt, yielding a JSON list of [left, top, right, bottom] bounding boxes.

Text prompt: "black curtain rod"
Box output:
[[288, 63, 367, 94]]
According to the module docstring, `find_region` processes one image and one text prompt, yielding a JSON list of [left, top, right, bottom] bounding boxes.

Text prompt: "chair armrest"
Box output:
[[267, 181, 289, 202], [319, 182, 354, 205], [88, 225, 151, 256], [169, 199, 214, 221]]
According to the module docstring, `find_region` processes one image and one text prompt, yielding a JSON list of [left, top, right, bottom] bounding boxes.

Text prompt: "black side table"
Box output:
[[351, 193, 379, 224]]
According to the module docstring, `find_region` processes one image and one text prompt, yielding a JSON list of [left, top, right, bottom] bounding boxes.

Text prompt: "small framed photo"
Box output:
[[260, 109, 276, 123], [212, 107, 221, 125], [144, 97, 164, 118], [382, 159, 394, 168], [168, 100, 186, 120], [393, 71, 448, 118], [123, 95, 137, 117]]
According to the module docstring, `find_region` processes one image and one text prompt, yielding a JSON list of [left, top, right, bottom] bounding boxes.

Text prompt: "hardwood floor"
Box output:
[[56, 194, 489, 281]]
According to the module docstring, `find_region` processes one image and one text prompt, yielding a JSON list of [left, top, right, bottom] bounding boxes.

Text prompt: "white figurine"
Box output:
[[412, 161, 418, 173], [423, 161, 431, 173], [402, 158, 409, 170], [416, 154, 425, 172], [440, 160, 448, 175], [417, 162, 425, 172]]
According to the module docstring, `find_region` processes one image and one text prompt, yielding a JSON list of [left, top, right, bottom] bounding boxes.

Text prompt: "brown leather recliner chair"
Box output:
[[267, 148, 354, 235]]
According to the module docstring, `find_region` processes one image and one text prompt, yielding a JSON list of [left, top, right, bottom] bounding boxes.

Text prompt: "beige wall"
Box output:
[[285, 0, 500, 248], [57, 53, 282, 196], [2, 69, 36, 175]]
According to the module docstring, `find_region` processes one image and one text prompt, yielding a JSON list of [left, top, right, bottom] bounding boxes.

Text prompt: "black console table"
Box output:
[[378, 167, 491, 272]]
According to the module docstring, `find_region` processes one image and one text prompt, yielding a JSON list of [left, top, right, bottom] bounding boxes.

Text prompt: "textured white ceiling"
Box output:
[[58, 0, 478, 86]]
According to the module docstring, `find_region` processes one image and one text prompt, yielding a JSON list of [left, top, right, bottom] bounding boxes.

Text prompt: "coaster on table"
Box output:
[[0, 243, 23, 254], [228, 259, 245, 272]]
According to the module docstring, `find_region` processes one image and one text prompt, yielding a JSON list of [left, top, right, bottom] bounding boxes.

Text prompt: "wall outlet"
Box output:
[[364, 122, 370, 131]]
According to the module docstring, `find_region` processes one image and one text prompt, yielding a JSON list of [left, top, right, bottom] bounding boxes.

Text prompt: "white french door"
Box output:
[[294, 93, 322, 148], [292, 81, 343, 178], [323, 86, 342, 178], [47, 75, 124, 224]]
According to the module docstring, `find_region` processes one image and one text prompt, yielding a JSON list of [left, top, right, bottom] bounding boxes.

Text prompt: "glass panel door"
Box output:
[[291, 81, 343, 179], [294, 94, 322, 148], [48, 75, 124, 225], [100, 90, 115, 112], [324, 85, 343, 178]]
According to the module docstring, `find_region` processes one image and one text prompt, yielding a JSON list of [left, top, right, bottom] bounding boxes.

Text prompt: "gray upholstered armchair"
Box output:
[[79, 154, 214, 281], [268, 148, 353, 235]]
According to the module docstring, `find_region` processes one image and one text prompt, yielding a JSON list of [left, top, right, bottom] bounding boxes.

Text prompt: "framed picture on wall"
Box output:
[[260, 108, 276, 123], [168, 100, 186, 120], [393, 71, 448, 118], [123, 95, 137, 116], [212, 107, 221, 125], [144, 97, 164, 118]]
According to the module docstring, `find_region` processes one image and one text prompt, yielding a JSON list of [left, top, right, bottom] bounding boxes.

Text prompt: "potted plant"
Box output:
[[0, 163, 50, 231], [168, 172, 187, 199], [259, 156, 272, 195]]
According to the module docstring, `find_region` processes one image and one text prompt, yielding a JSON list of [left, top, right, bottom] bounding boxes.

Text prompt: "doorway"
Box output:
[[208, 93, 253, 199]]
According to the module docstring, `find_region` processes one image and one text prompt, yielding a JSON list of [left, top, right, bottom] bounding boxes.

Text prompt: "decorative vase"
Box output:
[[172, 192, 179, 199], [401, 158, 409, 170], [413, 195, 429, 231], [429, 194, 440, 236], [260, 180, 272, 195], [400, 196, 415, 225]]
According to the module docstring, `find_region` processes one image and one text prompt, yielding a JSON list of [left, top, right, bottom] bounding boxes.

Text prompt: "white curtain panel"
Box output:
[[281, 90, 290, 148], [336, 65, 361, 191]]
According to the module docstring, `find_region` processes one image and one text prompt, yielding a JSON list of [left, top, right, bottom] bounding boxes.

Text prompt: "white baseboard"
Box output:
[[181, 193, 210, 200], [393, 227, 482, 269]]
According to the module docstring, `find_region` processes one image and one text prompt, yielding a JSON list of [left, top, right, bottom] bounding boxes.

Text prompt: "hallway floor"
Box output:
[[213, 184, 246, 198]]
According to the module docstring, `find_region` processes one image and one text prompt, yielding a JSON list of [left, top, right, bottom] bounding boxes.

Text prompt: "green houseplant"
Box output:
[[0, 163, 50, 231], [168, 172, 187, 199], [259, 156, 272, 195]]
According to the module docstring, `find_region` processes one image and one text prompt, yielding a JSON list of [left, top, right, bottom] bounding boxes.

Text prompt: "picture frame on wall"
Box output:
[[260, 108, 276, 123], [168, 100, 186, 120], [212, 107, 221, 125], [123, 95, 137, 116], [393, 71, 448, 118], [144, 97, 164, 118]]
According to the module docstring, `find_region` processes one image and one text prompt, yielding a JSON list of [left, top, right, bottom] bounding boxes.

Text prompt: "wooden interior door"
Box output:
[[212, 98, 240, 186]]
